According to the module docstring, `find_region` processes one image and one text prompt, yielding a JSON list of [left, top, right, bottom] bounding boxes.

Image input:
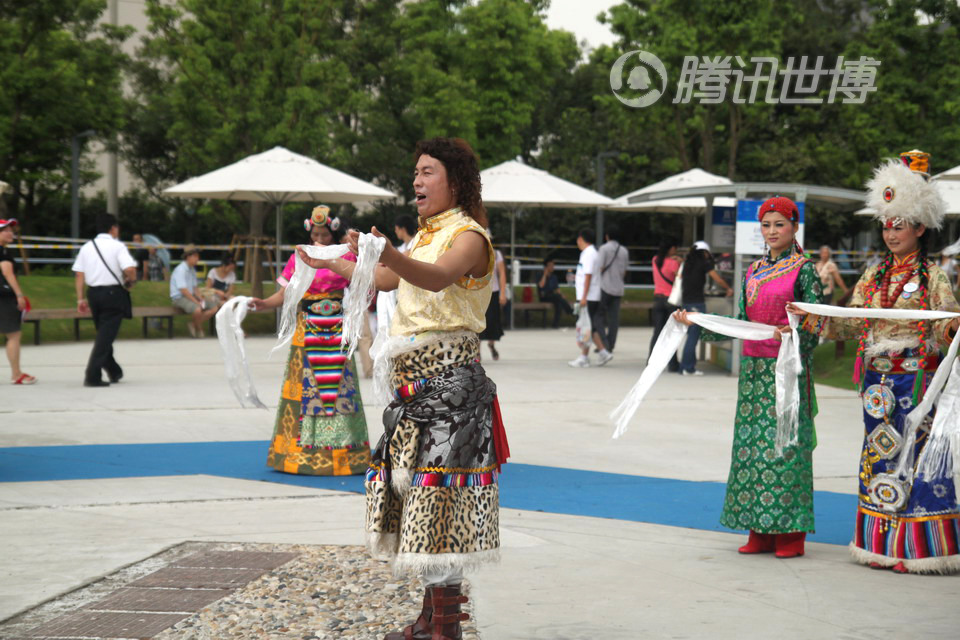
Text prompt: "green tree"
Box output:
[[0, 0, 129, 231]]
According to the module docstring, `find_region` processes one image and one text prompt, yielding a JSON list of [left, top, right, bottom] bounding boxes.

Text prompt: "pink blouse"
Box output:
[[652, 256, 680, 296], [277, 250, 356, 294]]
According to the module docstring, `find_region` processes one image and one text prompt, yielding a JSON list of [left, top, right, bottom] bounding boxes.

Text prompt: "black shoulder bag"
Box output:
[[92, 240, 133, 319]]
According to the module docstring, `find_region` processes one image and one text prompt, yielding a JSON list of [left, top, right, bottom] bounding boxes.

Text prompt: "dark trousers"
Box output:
[[680, 301, 707, 373], [540, 291, 573, 328], [85, 285, 125, 383], [650, 295, 679, 371], [594, 291, 622, 351]]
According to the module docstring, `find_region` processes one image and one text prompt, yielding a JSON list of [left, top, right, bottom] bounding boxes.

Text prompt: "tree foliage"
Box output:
[[0, 0, 129, 226]]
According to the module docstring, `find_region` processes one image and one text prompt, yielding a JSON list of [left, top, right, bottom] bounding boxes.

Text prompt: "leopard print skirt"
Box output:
[[365, 332, 501, 575]]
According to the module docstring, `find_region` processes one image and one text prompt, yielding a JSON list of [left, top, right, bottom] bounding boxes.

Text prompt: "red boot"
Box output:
[[738, 530, 775, 554], [383, 589, 432, 640], [774, 532, 806, 558], [427, 584, 469, 640]]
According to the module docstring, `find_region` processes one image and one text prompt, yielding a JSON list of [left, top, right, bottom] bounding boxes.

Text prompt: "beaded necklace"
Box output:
[[854, 249, 930, 387]]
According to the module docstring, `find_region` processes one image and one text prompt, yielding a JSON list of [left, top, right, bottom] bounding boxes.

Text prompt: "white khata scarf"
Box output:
[[610, 313, 802, 457], [216, 235, 386, 408], [612, 302, 960, 503]]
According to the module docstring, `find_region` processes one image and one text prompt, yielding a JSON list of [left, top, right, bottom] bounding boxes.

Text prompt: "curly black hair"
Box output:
[[414, 137, 487, 227]]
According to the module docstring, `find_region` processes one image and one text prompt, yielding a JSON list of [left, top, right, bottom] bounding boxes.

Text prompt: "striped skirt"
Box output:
[[850, 364, 960, 573], [266, 291, 370, 476]]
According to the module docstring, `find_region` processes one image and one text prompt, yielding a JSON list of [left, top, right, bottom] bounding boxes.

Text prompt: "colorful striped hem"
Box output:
[[366, 465, 389, 483], [854, 507, 960, 560], [411, 471, 498, 488]]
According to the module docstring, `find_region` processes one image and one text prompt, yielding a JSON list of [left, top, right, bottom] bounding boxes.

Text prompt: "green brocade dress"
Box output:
[[703, 254, 821, 534]]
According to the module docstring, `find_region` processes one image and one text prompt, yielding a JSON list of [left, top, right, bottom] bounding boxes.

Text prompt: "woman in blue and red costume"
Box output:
[[677, 196, 821, 558], [791, 150, 960, 574], [250, 206, 370, 476]]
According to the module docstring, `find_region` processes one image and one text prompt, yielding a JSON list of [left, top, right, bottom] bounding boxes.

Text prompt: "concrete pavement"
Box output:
[[1, 328, 957, 638]]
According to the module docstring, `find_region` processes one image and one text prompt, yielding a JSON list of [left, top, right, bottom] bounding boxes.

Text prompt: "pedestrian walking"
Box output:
[[72, 214, 137, 387], [569, 228, 612, 367], [0, 218, 36, 385], [594, 225, 629, 352], [479, 239, 506, 360], [678, 240, 733, 375], [650, 237, 681, 372]]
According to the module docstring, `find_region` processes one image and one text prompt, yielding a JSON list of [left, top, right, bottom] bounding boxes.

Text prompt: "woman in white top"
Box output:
[[204, 253, 237, 308], [814, 245, 848, 302]]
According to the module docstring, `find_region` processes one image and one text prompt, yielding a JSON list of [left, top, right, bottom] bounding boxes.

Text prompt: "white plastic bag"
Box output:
[[575, 305, 592, 347], [667, 263, 684, 307]]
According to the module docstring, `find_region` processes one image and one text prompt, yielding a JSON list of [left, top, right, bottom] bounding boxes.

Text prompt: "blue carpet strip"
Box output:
[[0, 441, 857, 545]]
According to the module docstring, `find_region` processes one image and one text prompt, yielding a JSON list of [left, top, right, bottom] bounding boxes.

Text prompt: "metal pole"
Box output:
[[70, 130, 95, 240], [71, 136, 80, 240], [594, 151, 618, 242], [276, 202, 283, 277], [595, 158, 605, 242], [107, 0, 119, 217]]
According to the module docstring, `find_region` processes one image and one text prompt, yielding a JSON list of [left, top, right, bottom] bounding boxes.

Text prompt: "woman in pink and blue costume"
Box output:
[[251, 207, 370, 476], [678, 196, 821, 558]]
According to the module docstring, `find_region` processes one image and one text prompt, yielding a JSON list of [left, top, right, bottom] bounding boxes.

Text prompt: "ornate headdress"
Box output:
[[303, 205, 341, 233], [865, 150, 944, 230]]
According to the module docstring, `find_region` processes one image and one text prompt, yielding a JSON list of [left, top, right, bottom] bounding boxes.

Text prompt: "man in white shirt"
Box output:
[[170, 245, 217, 338], [569, 228, 613, 368], [73, 214, 137, 387]]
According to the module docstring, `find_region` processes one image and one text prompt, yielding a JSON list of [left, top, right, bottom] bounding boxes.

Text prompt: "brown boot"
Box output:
[[383, 589, 432, 640], [427, 584, 469, 640]]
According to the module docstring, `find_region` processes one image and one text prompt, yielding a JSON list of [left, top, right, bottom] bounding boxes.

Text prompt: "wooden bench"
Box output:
[[512, 299, 655, 328], [23, 306, 211, 345], [512, 301, 553, 327]]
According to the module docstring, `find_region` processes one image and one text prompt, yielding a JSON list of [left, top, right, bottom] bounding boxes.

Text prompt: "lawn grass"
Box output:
[[812, 340, 860, 392], [15, 275, 280, 343]]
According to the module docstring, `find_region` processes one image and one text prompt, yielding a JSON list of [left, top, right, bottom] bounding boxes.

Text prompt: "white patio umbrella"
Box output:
[[480, 159, 614, 257], [164, 146, 396, 274], [937, 163, 960, 182], [479, 159, 613, 328], [609, 168, 736, 213]]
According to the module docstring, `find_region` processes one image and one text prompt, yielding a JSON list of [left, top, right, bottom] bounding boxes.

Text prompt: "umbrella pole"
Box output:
[[510, 208, 517, 330], [275, 202, 283, 327]]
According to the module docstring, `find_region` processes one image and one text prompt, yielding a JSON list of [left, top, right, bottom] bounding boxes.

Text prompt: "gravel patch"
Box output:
[[0, 541, 479, 640]]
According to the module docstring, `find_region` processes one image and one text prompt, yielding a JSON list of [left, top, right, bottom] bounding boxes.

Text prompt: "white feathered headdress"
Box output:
[[865, 159, 945, 230]]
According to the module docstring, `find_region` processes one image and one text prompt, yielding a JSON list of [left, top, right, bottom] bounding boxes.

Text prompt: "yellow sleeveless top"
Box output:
[[390, 207, 494, 337]]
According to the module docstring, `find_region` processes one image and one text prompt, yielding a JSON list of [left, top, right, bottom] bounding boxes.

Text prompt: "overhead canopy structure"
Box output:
[[480, 159, 613, 328], [164, 146, 397, 276], [609, 168, 737, 214], [626, 182, 866, 210]]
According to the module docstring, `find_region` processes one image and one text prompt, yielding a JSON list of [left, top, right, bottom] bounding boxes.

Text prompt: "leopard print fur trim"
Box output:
[[366, 531, 399, 560], [391, 467, 414, 496], [393, 549, 501, 577]]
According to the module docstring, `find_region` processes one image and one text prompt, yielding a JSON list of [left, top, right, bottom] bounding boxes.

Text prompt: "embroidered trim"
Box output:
[[411, 471, 498, 487]]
